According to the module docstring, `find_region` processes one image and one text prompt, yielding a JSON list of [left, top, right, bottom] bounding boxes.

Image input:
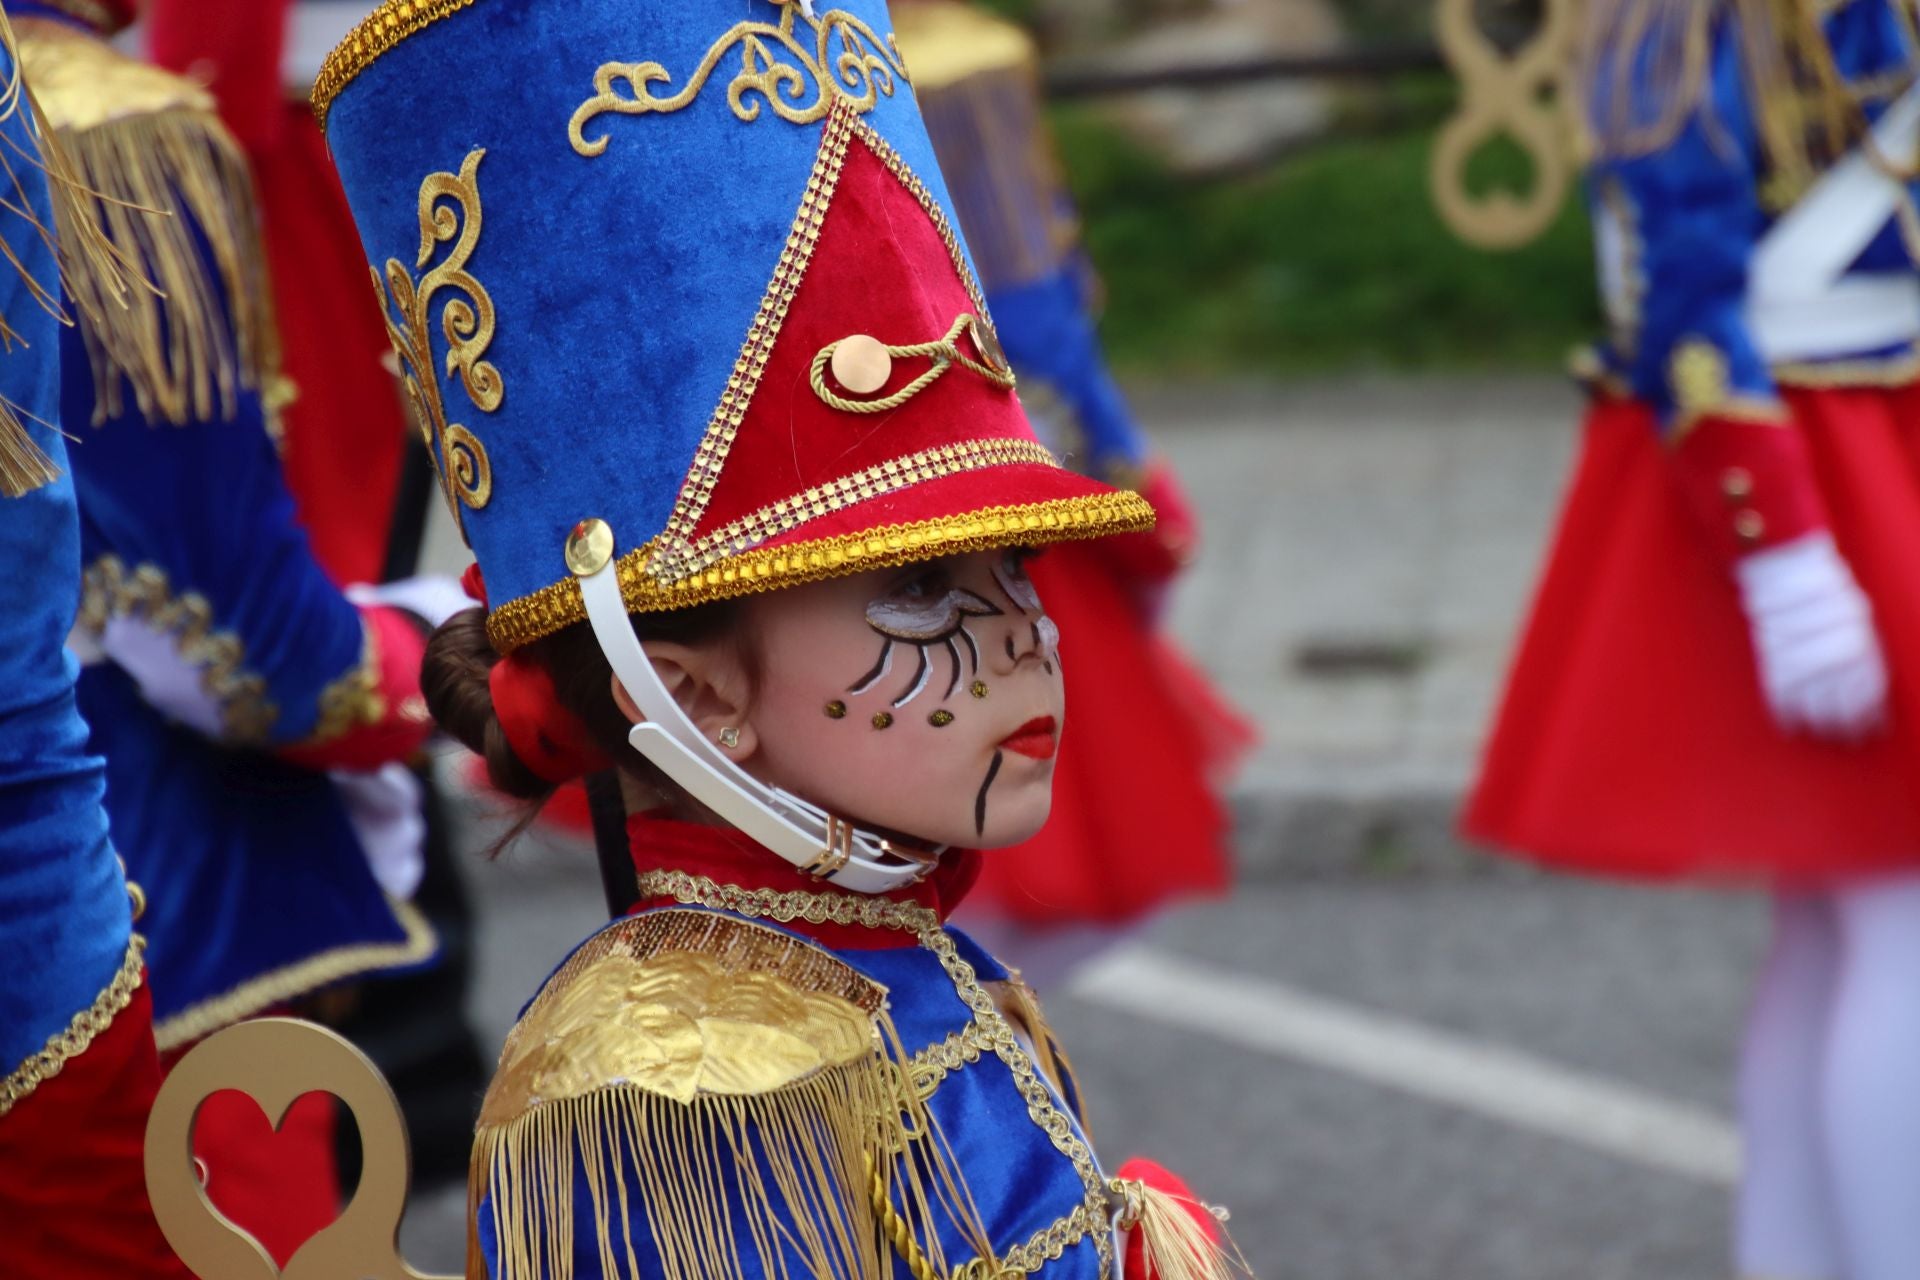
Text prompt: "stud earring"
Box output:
[[970, 680, 989, 699], [718, 726, 740, 749]]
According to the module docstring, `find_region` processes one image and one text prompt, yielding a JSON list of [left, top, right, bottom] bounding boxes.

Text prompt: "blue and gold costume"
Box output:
[[12, 1, 437, 1054]]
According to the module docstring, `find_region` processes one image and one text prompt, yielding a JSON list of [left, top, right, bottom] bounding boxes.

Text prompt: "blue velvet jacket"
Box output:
[[0, 36, 137, 1092], [469, 822, 1115, 1280], [1589, 0, 1920, 434], [17, 9, 434, 1053]]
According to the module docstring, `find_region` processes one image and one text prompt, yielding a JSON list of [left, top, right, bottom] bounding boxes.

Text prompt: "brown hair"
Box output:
[[422, 601, 752, 814]]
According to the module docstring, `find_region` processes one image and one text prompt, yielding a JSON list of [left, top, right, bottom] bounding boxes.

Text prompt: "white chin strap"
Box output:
[[575, 535, 940, 895]]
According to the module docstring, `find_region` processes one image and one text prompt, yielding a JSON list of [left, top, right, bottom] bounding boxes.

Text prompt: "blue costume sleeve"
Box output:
[[1592, 12, 1782, 436], [0, 62, 134, 1087]]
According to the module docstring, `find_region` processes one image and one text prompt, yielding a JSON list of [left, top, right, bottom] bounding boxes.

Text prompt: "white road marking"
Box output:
[[1069, 947, 1741, 1186]]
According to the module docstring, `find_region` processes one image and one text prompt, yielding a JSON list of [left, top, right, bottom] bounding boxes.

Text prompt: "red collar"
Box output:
[[626, 813, 980, 949]]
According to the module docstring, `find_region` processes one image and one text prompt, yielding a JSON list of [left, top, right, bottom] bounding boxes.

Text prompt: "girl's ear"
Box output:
[[609, 640, 759, 761]]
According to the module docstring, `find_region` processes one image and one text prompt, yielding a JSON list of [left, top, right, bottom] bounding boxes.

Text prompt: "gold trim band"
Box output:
[[151, 899, 436, 1052], [1, 935, 145, 1117], [485, 488, 1155, 652], [312, 0, 481, 129]]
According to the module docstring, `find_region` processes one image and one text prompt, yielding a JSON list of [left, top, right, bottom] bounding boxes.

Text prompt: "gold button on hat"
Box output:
[[831, 335, 893, 394], [566, 517, 616, 576]]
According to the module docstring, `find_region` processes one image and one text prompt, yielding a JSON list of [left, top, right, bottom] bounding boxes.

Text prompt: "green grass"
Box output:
[[1054, 103, 1601, 377]]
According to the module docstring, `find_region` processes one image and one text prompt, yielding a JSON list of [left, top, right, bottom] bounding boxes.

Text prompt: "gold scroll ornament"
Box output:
[[373, 148, 502, 541], [1429, 0, 1580, 250], [145, 1018, 454, 1280], [568, 2, 909, 156]]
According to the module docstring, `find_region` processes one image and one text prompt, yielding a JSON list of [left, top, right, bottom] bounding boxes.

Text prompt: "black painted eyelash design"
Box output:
[[855, 587, 1003, 708]]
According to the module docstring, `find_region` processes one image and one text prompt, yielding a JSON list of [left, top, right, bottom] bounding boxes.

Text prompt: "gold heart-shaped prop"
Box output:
[[145, 1017, 457, 1280]]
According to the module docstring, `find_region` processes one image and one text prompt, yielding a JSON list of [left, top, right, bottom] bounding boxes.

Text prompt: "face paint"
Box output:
[[736, 549, 1065, 850], [855, 578, 1003, 709]]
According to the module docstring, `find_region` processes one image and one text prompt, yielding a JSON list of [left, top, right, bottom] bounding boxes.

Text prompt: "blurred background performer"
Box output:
[[1464, 2, 1920, 1276], [143, 0, 489, 1191], [893, 0, 1254, 985], [12, 0, 443, 1261], [0, 11, 186, 1274]]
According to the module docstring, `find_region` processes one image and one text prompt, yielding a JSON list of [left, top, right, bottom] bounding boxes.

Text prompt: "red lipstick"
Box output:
[[999, 716, 1058, 761]]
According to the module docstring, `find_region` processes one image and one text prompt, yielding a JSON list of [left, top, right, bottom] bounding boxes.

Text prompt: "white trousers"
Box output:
[[1737, 874, 1920, 1280]]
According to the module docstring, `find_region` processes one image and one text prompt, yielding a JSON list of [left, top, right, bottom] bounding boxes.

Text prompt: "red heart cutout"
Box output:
[[193, 1089, 343, 1267]]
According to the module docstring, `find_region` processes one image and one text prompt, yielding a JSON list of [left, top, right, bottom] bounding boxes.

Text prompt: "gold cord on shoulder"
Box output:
[[1, 935, 144, 1117]]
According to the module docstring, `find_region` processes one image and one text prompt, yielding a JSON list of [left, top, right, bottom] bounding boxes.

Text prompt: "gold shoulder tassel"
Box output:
[[469, 910, 994, 1280], [1109, 1175, 1253, 1280], [13, 16, 279, 428], [0, 7, 109, 495]]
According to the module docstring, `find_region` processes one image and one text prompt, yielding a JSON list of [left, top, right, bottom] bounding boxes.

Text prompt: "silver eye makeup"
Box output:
[[853, 573, 1004, 709]]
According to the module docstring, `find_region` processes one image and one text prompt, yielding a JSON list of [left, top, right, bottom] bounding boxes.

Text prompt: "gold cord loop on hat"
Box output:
[[811, 314, 1015, 414]]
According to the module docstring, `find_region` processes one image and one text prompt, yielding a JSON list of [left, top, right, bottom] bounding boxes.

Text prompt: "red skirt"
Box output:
[[1464, 385, 1920, 883], [969, 540, 1253, 923]]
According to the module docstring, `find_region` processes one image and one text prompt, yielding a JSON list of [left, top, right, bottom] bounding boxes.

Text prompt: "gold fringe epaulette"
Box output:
[[471, 909, 995, 1280], [15, 16, 279, 428], [0, 9, 126, 494]]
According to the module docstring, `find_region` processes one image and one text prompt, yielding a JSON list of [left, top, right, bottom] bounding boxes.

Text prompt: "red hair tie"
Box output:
[[465, 562, 613, 784]]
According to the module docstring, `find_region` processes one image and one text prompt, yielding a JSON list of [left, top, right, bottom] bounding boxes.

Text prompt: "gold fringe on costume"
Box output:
[[1108, 1175, 1251, 1280], [15, 16, 280, 428], [468, 910, 995, 1280], [0, 6, 125, 494]]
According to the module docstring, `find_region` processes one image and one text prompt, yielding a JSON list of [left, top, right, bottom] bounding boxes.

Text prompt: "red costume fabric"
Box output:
[[148, 0, 408, 589], [0, 982, 189, 1279], [1466, 386, 1920, 881]]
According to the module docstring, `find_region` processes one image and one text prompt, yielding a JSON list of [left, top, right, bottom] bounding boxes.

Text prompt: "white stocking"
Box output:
[[1736, 891, 1842, 1280], [1821, 873, 1920, 1280]]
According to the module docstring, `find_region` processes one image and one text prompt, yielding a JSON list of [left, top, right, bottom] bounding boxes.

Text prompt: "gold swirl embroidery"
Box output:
[[372, 148, 502, 538], [568, 4, 909, 157]]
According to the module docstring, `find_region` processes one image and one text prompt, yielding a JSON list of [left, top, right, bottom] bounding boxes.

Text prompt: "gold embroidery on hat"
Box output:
[[567, 4, 909, 157], [372, 148, 502, 539], [811, 313, 1015, 414]]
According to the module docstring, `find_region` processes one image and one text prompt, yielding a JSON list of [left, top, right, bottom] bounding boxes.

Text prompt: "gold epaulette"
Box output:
[[890, 0, 1038, 93], [16, 16, 279, 428], [471, 908, 994, 1280]]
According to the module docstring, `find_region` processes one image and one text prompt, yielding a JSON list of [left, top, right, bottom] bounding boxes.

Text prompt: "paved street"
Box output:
[[394, 377, 1767, 1278]]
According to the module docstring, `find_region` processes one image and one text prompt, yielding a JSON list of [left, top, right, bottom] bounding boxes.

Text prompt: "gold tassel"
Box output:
[[1111, 1177, 1252, 1280], [16, 17, 279, 427]]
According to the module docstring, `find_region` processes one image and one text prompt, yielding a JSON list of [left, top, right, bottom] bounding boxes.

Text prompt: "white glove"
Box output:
[[346, 574, 472, 630], [331, 762, 427, 899], [1735, 532, 1889, 741]]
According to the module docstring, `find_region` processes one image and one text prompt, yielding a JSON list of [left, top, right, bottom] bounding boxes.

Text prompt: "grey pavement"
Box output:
[[394, 376, 1765, 1279]]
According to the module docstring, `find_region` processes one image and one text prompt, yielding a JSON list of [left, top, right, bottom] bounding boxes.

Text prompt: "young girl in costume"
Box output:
[[1466, 2, 1920, 1276], [318, 0, 1242, 1276]]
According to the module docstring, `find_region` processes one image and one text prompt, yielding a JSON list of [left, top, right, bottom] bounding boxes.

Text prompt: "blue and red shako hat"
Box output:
[[315, 0, 1154, 653]]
